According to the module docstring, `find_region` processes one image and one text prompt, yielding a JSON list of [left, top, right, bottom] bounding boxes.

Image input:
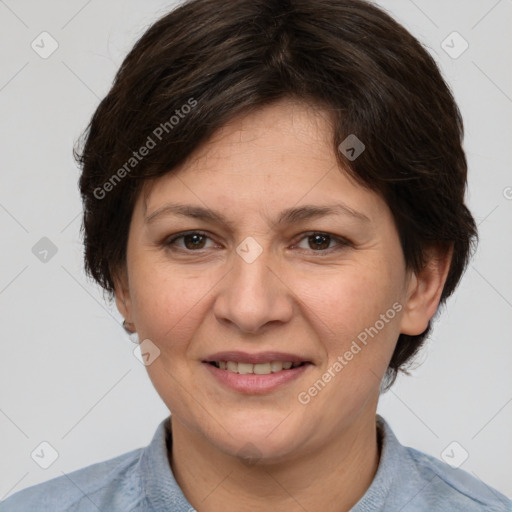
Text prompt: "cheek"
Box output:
[[129, 258, 217, 349], [296, 264, 401, 342], [295, 266, 404, 411], [293, 269, 402, 414], [128, 263, 214, 420]]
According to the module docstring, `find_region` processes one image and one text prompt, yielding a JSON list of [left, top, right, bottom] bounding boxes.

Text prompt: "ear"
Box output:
[[113, 266, 133, 323], [399, 244, 453, 336]]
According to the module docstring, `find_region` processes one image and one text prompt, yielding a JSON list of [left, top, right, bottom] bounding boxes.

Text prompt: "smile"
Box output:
[[208, 361, 306, 374]]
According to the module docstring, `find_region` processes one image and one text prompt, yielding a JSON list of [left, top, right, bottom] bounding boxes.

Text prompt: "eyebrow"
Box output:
[[144, 202, 371, 227]]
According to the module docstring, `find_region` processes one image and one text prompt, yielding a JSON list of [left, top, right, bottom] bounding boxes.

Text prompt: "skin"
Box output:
[[115, 98, 451, 512]]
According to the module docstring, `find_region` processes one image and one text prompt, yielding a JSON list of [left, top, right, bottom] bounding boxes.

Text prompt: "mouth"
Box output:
[[206, 360, 307, 374], [202, 352, 312, 394]]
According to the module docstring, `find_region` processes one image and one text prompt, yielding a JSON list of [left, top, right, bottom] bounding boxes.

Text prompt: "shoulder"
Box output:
[[360, 416, 512, 512], [0, 448, 145, 512], [401, 444, 512, 511]]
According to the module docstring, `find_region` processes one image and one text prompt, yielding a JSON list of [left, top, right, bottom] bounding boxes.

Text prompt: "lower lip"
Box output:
[[202, 362, 311, 394]]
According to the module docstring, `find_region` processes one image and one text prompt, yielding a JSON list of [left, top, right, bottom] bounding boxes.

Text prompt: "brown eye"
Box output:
[[294, 232, 351, 255], [164, 231, 214, 251], [308, 233, 331, 250], [182, 233, 207, 250]]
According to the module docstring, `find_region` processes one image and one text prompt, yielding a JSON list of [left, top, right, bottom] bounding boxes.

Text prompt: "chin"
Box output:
[[207, 410, 310, 463], [218, 435, 304, 465]]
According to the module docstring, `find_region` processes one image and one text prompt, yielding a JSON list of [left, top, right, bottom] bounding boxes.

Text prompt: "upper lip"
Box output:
[[203, 351, 311, 364]]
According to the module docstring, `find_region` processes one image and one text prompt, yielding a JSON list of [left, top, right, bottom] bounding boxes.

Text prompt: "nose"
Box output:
[[213, 244, 294, 335]]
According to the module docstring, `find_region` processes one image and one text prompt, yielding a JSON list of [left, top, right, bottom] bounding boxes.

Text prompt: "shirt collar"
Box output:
[[139, 416, 192, 511], [139, 414, 405, 511], [351, 414, 402, 511]]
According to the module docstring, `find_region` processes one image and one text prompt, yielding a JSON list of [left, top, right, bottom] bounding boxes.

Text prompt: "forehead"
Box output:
[[139, 99, 387, 224]]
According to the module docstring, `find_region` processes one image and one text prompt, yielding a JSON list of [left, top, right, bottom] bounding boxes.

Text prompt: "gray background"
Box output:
[[1, 0, 511, 501]]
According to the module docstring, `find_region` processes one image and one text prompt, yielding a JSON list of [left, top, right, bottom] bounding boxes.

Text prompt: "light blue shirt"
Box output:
[[1, 415, 510, 511]]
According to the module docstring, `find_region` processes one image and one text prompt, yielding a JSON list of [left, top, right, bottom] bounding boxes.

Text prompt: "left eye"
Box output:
[[164, 231, 349, 253], [293, 232, 349, 253]]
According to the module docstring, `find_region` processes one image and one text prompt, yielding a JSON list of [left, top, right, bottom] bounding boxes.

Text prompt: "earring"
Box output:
[[123, 320, 140, 344]]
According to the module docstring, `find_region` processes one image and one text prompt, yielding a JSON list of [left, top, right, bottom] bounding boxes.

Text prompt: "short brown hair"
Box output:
[[75, 0, 477, 388]]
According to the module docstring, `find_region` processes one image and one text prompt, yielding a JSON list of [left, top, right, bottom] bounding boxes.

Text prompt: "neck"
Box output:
[[169, 410, 381, 512]]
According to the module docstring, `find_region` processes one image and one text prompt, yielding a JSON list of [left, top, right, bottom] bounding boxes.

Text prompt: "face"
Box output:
[[115, 99, 434, 462]]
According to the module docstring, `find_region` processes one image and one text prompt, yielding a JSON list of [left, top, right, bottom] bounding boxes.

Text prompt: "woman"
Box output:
[[2, 0, 510, 510]]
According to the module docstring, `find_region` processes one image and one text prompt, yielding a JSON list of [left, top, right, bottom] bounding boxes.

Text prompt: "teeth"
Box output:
[[270, 361, 283, 372], [238, 362, 253, 374], [213, 361, 304, 374], [254, 363, 271, 375]]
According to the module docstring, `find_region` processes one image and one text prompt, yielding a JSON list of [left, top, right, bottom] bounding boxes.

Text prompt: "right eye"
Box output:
[[164, 231, 217, 251]]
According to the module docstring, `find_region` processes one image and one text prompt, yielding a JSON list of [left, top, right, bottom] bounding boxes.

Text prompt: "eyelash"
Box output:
[[163, 230, 351, 256]]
